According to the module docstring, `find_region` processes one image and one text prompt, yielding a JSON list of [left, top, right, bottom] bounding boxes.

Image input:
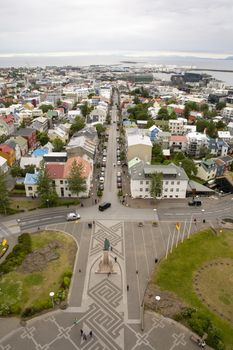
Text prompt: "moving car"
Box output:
[[66, 212, 81, 221], [99, 202, 111, 211]]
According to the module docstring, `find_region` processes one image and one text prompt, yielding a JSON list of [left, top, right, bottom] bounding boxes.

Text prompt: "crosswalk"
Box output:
[[0, 223, 12, 239]]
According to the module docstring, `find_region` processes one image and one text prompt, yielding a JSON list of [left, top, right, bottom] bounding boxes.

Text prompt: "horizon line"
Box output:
[[0, 50, 232, 60]]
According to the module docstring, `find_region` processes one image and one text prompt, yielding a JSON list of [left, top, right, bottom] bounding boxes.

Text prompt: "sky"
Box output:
[[0, 0, 233, 58]]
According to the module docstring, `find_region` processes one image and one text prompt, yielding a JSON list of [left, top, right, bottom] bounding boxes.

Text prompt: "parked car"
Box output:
[[98, 184, 104, 191], [101, 167, 105, 172], [117, 182, 122, 188], [99, 176, 105, 183], [188, 199, 202, 206], [103, 157, 107, 162], [117, 171, 121, 177], [100, 171, 105, 177], [66, 212, 81, 221]]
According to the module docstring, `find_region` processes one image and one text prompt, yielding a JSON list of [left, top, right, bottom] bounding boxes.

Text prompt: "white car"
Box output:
[[117, 160, 121, 166], [66, 212, 81, 221], [99, 176, 105, 183], [103, 157, 107, 162]]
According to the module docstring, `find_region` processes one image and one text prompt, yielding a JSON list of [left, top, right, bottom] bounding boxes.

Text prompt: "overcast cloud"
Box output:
[[0, 0, 233, 57]]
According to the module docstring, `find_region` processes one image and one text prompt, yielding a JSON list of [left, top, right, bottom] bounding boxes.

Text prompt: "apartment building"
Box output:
[[169, 117, 187, 135]]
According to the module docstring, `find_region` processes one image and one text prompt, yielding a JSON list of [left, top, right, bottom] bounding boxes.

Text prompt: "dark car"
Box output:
[[188, 200, 202, 206], [99, 202, 111, 211], [117, 182, 122, 188]]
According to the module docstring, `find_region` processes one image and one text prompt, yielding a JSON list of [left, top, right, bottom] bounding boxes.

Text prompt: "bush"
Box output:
[[63, 276, 71, 288], [0, 233, 32, 274]]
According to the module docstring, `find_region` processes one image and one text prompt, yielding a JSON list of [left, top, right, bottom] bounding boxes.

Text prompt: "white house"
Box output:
[[196, 159, 217, 181], [130, 161, 189, 199], [186, 132, 209, 157], [169, 118, 187, 135]]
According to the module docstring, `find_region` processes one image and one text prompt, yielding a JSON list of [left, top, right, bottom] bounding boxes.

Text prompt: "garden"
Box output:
[[0, 231, 77, 318], [147, 229, 233, 350]]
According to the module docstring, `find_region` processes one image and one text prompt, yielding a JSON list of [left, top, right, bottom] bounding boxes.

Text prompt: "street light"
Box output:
[[49, 291, 55, 308], [46, 199, 49, 208], [155, 295, 161, 311]]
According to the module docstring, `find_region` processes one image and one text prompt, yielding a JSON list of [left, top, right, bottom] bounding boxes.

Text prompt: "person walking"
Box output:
[[127, 284, 129, 291], [80, 329, 83, 336], [114, 256, 117, 262], [89, 330, 93, 338], [83, 333, 87, 341]]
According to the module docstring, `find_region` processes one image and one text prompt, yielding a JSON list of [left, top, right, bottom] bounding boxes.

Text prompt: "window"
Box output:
[[170, 188, 173, 192], [176, 188, 179, 192], [140, 181, 143, 185], [140, 188, 143, 192], [177, 181, 180, 185], [28, 186, 32, 191], [171, 181, 174, 185], [165, 181, 168, 185], [164, 195, 167, 198], [146, 180, 149, 185], [175, 195, 178, 198], [164, 188, 168, 192], [145, 188, 149, 192], [60, 180, 63, 184]]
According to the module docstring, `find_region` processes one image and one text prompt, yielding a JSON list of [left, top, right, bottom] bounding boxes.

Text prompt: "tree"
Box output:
[[67, 160, 87, 197], [180, 158, 197, 178], [152, 144, 165, 163], [52, 138, 65, 152], [39, 104, 54, 113], [150, 172, 163, 199], [206, 122, 217, 138], [0, 169, 10, 214], [215, 120, 226, 131], [157, 107, 169, 120], [169, 110, 177, 120], [216, 101, 226, 111], [95, 124, 106, 138], [80, 102, 92, 117], [36, 131, 49, 146], [70, 116, 85, 136], [37, 163, 58, 207], [199, 146, 212, 160]]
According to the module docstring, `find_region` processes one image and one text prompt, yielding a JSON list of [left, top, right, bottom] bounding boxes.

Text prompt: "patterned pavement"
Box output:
[[0, 220, 207, 349]]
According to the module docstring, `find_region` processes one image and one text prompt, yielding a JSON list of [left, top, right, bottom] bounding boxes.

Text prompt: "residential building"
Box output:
[[186, 132, 209, 157], [169, 135, 187, 153], [156, 131, 171, 149], [196, 159, 217, 181], [9, 136, 28, 156], [0, 144, 16, 166], [208, 139, 229, 157], [214, 158, 225, 177], [0, 114, 15, 135], [46, 156, 92, 198], [130, 161, 188, 199], [169, 118, 187, 135], [5, 140, 21, 161], [20, 156, 43, 170], [15, 128, 37, 149], [24, 173, 39, 197], [222, 107, 233, 121], [30, 116, 48, 132], [0, 156, 8, 173], [126, 129, 152, 163], [217, 131, 233, 143], [66, 135, 96, 161], [148, 125, 162, 142], [43, 152, 67, 163]]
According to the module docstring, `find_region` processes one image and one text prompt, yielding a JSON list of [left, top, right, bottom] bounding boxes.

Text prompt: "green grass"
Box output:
[[0, 231, 76, 316], [154, 229, 233, 349]]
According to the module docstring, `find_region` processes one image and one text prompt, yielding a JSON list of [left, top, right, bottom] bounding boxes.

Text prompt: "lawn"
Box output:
[[154, 229, 233, 350], [0, 231, 77, 317]]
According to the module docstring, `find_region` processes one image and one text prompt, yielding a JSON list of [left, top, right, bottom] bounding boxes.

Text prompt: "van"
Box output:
[[98, 202, 111, 211], [188, 200, 202, 206]]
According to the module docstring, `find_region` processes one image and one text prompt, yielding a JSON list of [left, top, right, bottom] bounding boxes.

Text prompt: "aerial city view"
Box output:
[[0, 1, 233, 349]]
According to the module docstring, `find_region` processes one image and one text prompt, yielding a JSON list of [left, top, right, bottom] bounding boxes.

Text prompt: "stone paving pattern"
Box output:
[[0, 220, 209, 349]]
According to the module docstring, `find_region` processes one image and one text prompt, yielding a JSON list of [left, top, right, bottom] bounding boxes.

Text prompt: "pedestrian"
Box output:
[[89, 330, 93, 338], [110, 246, 113, 251], [79, 269, 81, 273], [127, 284, 129, 291], [95, 199, 97, 204], [136, 270, 138, 274], [83, 333, 87, 341], [80, 329, 83, 336], [38, 226, 40, 231], [107, 272, 111, 277], [114, 257, 117, 262]]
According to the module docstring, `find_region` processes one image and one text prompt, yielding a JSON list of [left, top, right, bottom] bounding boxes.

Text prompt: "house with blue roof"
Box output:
[[149, 125, 162, 142], [24, 173, 39, 197], [208, 138, 229, 157], [32, 148, 49, 157]]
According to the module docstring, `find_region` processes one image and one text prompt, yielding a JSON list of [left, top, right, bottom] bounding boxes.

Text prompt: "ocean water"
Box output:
[[0, 54, 233, 86]]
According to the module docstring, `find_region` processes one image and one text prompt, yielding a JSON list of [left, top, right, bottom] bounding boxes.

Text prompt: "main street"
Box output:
[[0, 94, 231, 349]]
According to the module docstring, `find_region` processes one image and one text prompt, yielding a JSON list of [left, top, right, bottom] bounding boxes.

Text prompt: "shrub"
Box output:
[[0, 233, 32, 274], [63, 276, 71, 288]]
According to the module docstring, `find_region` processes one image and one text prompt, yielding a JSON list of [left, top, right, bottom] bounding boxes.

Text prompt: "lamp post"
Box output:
[[155, 295, 161, 311], [49, 291, 55, 308]]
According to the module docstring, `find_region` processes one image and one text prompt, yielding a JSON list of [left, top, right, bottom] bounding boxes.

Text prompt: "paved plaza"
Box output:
[[0, 219, 208, 349]]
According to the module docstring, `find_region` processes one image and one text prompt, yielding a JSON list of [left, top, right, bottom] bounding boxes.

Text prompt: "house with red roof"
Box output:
[[169, 135, 187, 153], [46, 156, 92, 198], [0, 114, 15, 134]]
